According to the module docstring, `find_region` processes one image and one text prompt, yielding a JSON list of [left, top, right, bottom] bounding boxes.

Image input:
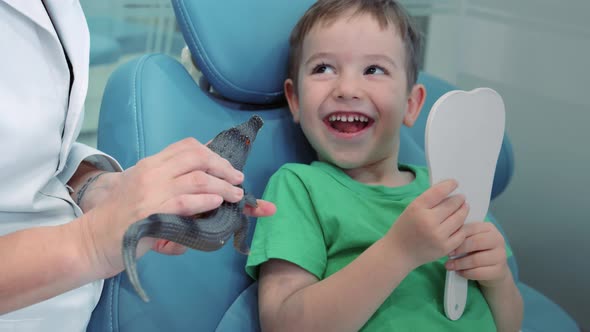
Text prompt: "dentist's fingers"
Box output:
[[171, 170, 244, 203], [151, 137, 204, 163], [158, 194, 224, 217], [150, 137, 244, 185], [168, 149, 243, 185], [152, 240, 188, 256]]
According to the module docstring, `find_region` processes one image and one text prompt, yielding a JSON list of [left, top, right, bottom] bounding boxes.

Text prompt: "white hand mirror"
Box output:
[[425, 88, 505, 320]]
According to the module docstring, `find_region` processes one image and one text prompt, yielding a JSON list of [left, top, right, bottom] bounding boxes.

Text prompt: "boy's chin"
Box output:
[[318, 153, 366, 170]]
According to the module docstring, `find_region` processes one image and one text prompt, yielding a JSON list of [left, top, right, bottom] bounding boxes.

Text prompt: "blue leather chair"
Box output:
[[87, 1, 580, 331]]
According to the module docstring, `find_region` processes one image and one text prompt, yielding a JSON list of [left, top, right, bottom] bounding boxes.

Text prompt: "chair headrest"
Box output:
[[172, 0, 315, 105]]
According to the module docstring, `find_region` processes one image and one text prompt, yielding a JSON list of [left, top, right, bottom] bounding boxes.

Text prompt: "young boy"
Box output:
[[246, 0, 523, 331]]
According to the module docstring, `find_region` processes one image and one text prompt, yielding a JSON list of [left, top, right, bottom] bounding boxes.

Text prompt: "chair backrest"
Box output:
[[88, 1, 515, 331]]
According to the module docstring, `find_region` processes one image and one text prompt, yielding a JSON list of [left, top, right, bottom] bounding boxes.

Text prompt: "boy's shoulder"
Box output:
[[279, 162, 315, 173], [272, 161, 337, 183], [272, 162, 326, 182], [276, 161, 329, 174], [274, 162, 430, 180]]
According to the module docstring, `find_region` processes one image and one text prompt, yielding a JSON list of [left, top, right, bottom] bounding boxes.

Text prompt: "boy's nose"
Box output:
[[332, 74, 362, 100]]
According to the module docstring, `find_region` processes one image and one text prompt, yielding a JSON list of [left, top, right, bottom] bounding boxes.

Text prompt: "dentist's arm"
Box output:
[[0, 138, 275, 314]]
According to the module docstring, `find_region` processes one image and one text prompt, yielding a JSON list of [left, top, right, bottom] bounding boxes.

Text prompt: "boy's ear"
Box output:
[[284, 78, 301, 123], [403, 83, 426, 127]]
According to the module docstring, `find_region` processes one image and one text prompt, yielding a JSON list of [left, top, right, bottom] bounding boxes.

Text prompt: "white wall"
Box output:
[[424, 0, 590, 329]]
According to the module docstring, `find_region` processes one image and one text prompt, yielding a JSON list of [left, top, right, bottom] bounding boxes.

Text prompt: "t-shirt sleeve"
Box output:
[[245, 167, 327, 280]]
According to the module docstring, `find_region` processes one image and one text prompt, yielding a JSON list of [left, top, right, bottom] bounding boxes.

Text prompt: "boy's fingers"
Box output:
[[460, 221, 492, 238], [457, 264, 510, 282], [456, 266, 502, 281], [419, 179, 458, 208], [437, 194, 466, 222], [446, 226, 466, 255], [244, 200, 277, 218], [446, 249, 503, 271], [441, 202, 468, 235], [452, 232, 498, 256]]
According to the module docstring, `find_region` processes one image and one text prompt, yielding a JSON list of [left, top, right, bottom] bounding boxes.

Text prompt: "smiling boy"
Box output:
[[246, 0, 523, 331]]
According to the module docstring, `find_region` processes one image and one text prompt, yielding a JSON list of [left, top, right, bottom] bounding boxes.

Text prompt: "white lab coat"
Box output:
[[0, 0, 121, 331]]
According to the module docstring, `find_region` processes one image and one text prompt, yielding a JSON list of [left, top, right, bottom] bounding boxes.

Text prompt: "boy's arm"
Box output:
[[480, 274, 524, 332], [258, 238, 414, 332], [256, 176, 466, 331]]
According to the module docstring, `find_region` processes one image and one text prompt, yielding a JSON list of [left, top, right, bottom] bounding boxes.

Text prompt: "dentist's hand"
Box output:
[[69, 138, 275, 278]]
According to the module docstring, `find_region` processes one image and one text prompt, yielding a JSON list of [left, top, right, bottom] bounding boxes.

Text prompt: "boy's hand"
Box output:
[[444, 222, 510, 288], [387, 180, 468, 269]]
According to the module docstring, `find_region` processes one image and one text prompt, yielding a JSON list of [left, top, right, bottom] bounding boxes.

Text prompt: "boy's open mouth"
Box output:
[[323, 112, 373, 134]]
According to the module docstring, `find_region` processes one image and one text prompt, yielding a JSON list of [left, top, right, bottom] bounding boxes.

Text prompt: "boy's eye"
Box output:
[[364, 65, 386, 75], [312, 63, 335, 74]]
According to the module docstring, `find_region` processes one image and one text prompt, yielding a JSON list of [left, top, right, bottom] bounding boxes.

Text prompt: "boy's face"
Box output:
[[285, 11, 425, 170]]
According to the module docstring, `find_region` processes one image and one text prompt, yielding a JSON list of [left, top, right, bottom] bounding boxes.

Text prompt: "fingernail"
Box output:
[[235, 171, 244, 181], [449, 250, 456, 256], [234, 187, 244, 198], [212, 195, 224, 205], [445, 261, 454, 270]]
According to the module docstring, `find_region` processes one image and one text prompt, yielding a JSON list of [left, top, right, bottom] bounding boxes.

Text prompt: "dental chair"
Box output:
[[87, 1, 580, 331]]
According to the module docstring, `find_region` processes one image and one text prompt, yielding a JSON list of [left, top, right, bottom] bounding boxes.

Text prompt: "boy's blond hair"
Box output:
[[287, 0, 422, 92]]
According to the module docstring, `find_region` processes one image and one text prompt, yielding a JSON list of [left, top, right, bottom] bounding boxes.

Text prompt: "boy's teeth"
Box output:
[[328, 114, 370, 122]]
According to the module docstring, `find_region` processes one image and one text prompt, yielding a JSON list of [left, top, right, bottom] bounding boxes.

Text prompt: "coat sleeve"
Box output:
[[56, 142, 123, 185]]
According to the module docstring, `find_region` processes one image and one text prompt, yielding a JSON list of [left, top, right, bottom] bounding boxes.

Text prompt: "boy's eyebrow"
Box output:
[[303, 52, 333, 67], [365, 54, 399, 69], [303, 52, 399, 68]]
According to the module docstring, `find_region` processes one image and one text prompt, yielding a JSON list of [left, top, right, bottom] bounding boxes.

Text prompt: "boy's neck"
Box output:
[[341, 156, 415, 187]]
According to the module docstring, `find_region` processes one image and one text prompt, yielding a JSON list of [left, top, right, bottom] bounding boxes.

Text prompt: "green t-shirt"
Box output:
[[247, 161, 508, 331]]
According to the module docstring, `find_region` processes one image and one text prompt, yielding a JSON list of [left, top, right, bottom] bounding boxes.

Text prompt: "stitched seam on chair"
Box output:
[[112, 274, 121, 332], [102, 56, 153, 332], [107, 276, 114, 332], [174, 0, 282, 100], [131, 55, 151, 161]]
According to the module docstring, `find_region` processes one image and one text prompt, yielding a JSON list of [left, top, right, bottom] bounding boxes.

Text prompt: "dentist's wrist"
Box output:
[[69, 162, 117, 212], [75, 171, 109, 205]]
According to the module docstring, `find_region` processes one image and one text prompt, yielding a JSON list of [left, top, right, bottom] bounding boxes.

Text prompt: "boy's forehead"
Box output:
[[300, 13, 404, 64]]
